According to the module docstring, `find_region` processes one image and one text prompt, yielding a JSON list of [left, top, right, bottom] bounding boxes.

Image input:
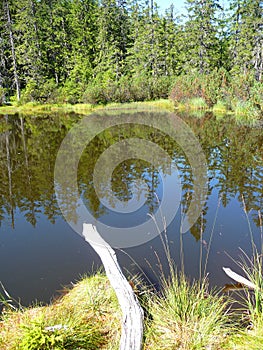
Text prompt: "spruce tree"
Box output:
[[183, 0, 222, 73], [229, 0, 263, 80]]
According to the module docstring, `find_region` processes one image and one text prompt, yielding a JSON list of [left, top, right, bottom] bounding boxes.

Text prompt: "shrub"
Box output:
[[250, 81, 263, 112], [201, 69, 229, 107], [170, 72, 202, 104], [150, 76, 172, 100], [170, 69, 229, 108], [20, 79, 59, 104], [129, 75, 152, 101], [82, 82, 108, 105], [227, 73, 255, 104], [83, 75, 172, 105]]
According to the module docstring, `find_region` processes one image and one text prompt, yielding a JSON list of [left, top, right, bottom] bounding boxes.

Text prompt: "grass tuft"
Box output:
[[144, 270, 230, 349]]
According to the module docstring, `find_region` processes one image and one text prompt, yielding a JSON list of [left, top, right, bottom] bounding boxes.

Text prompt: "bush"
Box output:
[[57, 81, 84, 104], [228, 72, 255, 103], [83, 81, 110, 105], [20, 79, 59, 104], [83, 75, 172, 105], [201, 69, 229, 107], [170, 69, 229, 108], [150, 76, 172, 100], [250, 81, 263, 112], [170, 72, 202, 104], [129, 75, 152, 101]]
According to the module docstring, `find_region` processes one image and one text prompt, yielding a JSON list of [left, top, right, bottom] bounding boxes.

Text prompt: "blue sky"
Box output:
[[155, 0, 230, 15], [155, 0, 186, 14]]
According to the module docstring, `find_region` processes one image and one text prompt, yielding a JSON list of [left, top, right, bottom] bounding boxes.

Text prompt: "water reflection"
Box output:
[[0, 111, 262, 303], [0, 112, 262, 236]]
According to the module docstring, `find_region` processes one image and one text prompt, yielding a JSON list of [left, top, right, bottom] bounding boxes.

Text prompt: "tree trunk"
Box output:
[[82, 223, 144, 350], [4, 0, 20, 101]]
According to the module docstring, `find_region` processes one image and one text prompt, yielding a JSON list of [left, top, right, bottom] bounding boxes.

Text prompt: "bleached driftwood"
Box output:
[[222, 267, 256, 290], [82, 223, 144, 350]]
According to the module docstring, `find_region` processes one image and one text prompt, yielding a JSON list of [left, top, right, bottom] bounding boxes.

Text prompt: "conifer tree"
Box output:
[[229, 0, 263, 80], [2, 0, 20, 100], [183, 0, 222, 73]]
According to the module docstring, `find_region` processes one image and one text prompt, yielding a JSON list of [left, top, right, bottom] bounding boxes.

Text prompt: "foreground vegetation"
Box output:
[[1, 261, 263, 349], [0, 274, 121, 350]]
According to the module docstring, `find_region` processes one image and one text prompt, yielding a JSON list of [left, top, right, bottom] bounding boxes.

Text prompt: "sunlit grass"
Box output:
[[0, 99, 174, 116], [1, 98, 261, 124], [144, 271, 230, 350], [175, 97, 208, 111], [213, 100, 228, 114], [0, 274, 121, 350], [234, 100, 261, 120], [226, 318, 263, 350]]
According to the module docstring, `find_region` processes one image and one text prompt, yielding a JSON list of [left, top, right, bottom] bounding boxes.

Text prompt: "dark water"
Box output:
[[0, 111, 262, 306]]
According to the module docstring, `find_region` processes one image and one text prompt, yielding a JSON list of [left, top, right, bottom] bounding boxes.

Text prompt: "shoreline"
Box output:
[[0, 99, 261, 123]]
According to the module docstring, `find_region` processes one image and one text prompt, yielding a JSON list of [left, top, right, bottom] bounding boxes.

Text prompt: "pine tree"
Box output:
[[94, 0, 130, 81], [39, 0, 71, 85], [2, 0, 20, 100], [14, 0, 44, 87], [229, 0, 263, 80], [183, 0, 222, 73], [64, 0, 98, 101]]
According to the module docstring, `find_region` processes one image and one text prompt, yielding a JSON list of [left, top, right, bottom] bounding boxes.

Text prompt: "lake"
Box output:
[[0, 110, 262, 306]]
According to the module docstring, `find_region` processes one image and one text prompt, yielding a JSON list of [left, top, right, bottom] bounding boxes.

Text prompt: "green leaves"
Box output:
[[0, 0, 262, 103]]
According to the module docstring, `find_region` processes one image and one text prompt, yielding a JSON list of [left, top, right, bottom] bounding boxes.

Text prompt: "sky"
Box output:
[[155, 0, 186, 15], [155, 0, 230, 15]]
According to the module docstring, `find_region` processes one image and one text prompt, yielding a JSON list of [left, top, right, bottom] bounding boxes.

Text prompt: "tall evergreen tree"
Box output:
[[2, 0, 20, 100], [94, 0, 130, 81], [183, 0, 222, 73], [64, 0, 98, 100], [229, 0, 263, 80], [14, 0, 44, 87]]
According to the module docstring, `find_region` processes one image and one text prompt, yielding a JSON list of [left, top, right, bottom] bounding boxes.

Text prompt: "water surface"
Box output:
[[0, 112, 262, 305]]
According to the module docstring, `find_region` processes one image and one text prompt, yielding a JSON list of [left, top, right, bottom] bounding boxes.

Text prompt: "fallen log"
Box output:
[[82, 223, 144, 350], [222, 267, 256, 290]]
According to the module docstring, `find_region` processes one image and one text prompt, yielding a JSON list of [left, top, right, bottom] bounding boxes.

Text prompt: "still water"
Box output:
[[0, 111, 262, 305]]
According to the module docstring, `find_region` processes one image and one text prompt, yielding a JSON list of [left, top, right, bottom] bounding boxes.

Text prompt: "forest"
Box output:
[[0, 0, 262, 116]]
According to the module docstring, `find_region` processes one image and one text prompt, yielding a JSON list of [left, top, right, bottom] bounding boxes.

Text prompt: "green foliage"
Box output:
[[170, 72, 202, 103], [170, 68, 263, 118], [0, 0, 262, 107], [0, 274, 121, 350], [20, 79, 58, 104], [250, 82, 263, 111], [145, 272, 230, 349], [183, 0, 222, 73], [20, 318, 64, 350], [19, 316, 105, 350], [170, 69, 228, 107], [229, 0, 263, 80], [82, 75, 171, 105]]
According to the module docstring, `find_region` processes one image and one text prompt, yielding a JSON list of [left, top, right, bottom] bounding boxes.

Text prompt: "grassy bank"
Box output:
[[0, 97, 262, 123], [0, 274, 121, 350], [0, 99, 175, 116], [1, 267, 263, 349]]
